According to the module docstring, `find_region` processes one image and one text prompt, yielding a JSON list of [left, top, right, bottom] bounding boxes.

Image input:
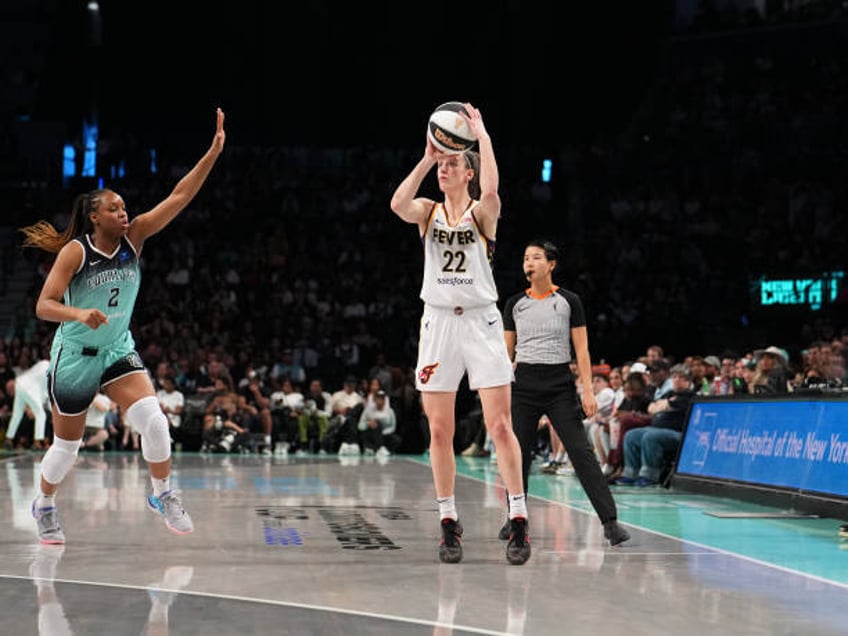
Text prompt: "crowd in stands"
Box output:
[[507, 340, 847, 487], [2, 14, 848, 463], [677, 0, 847, 35]]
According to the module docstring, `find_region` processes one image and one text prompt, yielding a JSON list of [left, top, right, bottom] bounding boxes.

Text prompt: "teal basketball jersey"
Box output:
[[58, 234, 141, 347]]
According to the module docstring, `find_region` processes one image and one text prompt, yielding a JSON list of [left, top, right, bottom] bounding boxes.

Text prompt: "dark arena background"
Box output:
[[1, 2, 848, 634]]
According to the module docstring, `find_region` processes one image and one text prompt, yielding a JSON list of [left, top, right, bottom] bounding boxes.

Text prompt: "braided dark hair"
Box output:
[[19, 189, 106, 253]]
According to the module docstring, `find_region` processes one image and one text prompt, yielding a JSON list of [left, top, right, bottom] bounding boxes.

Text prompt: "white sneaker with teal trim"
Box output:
[[147, 490, 194, 535]]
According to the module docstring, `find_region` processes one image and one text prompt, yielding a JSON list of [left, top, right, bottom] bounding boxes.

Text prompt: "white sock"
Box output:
[[152, 476, 170, 496], [436, 495, 457, 521], [508, 494, 527, 519], [264, 435, 272, 446], [37, 493, 56, 509]]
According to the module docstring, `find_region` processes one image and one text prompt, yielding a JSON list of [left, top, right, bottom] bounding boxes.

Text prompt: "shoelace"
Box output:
[[160, 492, 184, 512], [39, 508, 60, 530]]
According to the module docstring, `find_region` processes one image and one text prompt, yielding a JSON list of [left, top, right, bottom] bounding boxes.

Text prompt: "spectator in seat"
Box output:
[[331, 375, 365, 455], [648, 358, 673, 400], [701, 355, 723, 395], [156, 376, 185, 452], [597, 372, 652, 480], [358, 390, 399, 456], [238, 370, 273, 454], [734, 356, 757, 394], [645, 345, 665, 366], [688, 355, 708, 395], [583, 372, 617, 469], [627, 361, 653, 398], [270, 349, 306, 386], [616, 363, 695, 487], [716, 354, 737, 395], [751, 346, 791, 394], [269, 378, 308, 454], [609, 366, 625, 409], [302, 378, 333, 453], [201, 373, 246, 452]]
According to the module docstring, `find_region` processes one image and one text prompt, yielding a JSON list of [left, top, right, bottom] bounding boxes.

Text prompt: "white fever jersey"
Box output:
[[58, 234, 141, 347], [419, 200, 498, 308]]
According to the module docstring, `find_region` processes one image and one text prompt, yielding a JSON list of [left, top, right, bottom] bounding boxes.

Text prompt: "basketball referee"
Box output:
[[502, 239, 630, 546]]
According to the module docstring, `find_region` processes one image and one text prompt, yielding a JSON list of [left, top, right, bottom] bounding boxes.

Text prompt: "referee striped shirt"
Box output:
[[502, 286, 587, 365]]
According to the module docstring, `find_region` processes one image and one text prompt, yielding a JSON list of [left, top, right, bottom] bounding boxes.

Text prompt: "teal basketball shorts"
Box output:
[[49, 331, 147, 416]]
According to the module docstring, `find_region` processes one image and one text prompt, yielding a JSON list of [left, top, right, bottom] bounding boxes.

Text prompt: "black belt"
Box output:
[[82, 346, 99, 357]]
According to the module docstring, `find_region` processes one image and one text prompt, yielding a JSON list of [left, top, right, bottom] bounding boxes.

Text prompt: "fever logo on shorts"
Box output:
[[418, 363, 439, 385]]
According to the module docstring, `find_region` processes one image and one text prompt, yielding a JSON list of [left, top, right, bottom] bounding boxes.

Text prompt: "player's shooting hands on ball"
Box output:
[[459, 102, 488, 142], [424, 102, 487, 161], [424, 133, 446, 162]]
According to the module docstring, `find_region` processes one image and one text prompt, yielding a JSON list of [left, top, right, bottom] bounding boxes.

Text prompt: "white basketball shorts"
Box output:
[[415, 303, 514, 392]]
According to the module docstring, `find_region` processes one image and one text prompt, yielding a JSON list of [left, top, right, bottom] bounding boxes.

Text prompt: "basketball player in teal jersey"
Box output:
[[390, 103, 530, 565], [19, 108, 226, 544]]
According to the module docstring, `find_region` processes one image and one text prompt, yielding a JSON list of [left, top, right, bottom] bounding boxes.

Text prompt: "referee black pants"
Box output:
[[511, 363, 618, 524]]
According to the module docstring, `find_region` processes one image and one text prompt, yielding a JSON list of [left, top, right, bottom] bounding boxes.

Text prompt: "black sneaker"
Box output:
[[498, 519, 511, 541], [603, 520, 631, 546], [439, 519, 463, 564], [506, 517, 531, 565]]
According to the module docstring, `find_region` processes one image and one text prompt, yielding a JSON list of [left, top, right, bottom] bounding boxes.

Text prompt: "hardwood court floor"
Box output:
[[1, 450, 847, 635]]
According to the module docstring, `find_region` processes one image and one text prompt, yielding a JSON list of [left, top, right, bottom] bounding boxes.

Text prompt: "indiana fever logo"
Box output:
[[418, 363, 439, 385]]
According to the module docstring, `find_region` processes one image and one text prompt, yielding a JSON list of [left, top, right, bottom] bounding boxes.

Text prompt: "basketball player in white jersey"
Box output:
[[390, 102, 530, 565]]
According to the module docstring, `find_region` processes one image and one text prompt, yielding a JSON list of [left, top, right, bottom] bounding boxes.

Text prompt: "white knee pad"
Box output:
[[126, 396, 171, 463], [41, 436, 82, 485]]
